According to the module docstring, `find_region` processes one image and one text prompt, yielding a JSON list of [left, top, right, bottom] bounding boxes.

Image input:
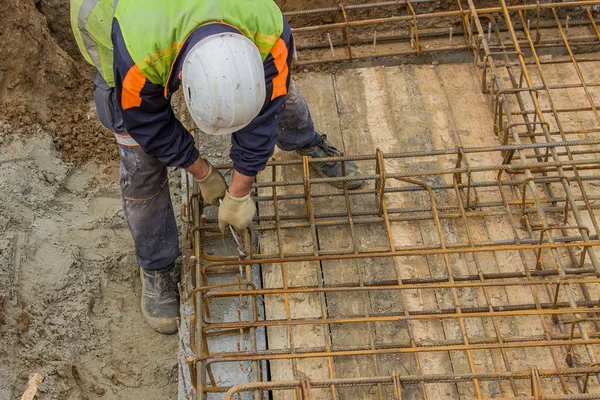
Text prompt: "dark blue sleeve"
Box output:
[[229, 95, 287, 177], [229, 19, 293, 177], [111, 20, 199, 169]]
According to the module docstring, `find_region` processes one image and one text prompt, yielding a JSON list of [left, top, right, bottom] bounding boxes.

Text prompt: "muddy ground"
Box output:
[[0, 1, 178, 396], [0, 124, 182, 399]]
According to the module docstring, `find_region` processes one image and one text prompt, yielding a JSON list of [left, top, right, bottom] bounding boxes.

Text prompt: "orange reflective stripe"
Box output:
[[113, 132, 139, 146], [270, 38, 288, 100], [123, 178, 168, 201], [121, 65, 145, 109]]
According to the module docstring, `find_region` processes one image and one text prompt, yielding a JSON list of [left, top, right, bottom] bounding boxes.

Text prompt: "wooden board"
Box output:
[[258, 73, 340, 399], [328, 66, 422, 399]]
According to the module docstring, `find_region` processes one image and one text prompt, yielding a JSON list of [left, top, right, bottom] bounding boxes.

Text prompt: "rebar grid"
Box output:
[[181, 148, 600, 398], [177, 1, 600, 399], [286, 0, 600, 66]]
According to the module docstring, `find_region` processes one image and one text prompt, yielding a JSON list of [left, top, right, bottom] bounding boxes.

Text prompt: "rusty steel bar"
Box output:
[[293, 18, 600, 53], [202, 279, 600, 298], [199, 308, 600, 331], [290, 1, 600, 32], [199, 330, 600, 355], [199, 240, 600, 271], [194, 338, 600, 366], [207, 139, 600, 169], [220, 368, 600, 398], [283, 0, 434, 17]]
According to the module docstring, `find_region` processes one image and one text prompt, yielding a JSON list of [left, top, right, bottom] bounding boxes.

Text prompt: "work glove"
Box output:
[[196, 159, 227, 206], [218, 190, 256, 232]]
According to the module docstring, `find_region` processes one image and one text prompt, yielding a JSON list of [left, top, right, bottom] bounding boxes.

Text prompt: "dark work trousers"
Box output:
[[276, 78, 317, 151], [94, 72, 179, 271], [94, 73, 315, 271]]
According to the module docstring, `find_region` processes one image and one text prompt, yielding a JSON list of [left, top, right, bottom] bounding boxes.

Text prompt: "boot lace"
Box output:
[[157, 269, 179, 297], [314, 134, 340, 157]]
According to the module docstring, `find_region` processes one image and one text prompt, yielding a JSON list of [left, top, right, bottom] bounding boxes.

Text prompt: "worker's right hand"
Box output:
[[196, 159, 227, 206], [218, 191, 256, 232]]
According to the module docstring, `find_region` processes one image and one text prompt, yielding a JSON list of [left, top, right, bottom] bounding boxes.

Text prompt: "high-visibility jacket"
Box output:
[[113, 0, 284, 86], [70, 0, 116, 86], [111, 0, 293, 174]]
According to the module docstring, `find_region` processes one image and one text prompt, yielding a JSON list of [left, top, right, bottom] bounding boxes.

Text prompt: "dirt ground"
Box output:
[[0, 0, 118, 164], [0, 122, 183, 398], [0, 2, 180, 396]]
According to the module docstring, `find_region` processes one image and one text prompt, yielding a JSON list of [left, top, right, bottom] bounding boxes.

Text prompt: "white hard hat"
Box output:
[[182, 33, 266, 136]]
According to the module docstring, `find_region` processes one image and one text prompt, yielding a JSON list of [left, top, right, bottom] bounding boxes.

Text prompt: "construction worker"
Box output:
[[71, 0, 363, 334]]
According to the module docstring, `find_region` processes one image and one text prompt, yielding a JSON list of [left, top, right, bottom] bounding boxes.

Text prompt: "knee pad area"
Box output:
[[119, 146, 169, 201]]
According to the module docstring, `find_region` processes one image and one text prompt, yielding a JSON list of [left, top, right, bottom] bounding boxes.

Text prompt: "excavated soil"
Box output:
[[0, 0, 118, 164], [1, 2, 178, 398], [0, 124, 179, 399]]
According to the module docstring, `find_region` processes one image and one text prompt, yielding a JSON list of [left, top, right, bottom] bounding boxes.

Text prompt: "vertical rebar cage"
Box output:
[[178, 1, 600, 399]]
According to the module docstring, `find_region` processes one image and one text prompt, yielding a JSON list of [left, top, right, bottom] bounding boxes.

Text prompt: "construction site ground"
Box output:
[[0, 128, 188, 398], [3, 0, 600, 399], [1, 62, 517, 398]]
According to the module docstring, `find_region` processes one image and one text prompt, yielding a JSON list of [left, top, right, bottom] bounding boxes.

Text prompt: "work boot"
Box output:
[[140, 263, 180, 334], [296, 133, 363, 190]]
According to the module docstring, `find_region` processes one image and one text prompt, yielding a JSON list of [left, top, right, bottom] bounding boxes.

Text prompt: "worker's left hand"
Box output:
[[218, 191, 255, 232], [196, 159, 227, 205]]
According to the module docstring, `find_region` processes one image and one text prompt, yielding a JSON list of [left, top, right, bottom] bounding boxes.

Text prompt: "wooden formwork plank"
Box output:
[[335, 65, 460, 399], [379, 64, 462, 400], [257, 74, 335, 399], [258, 223, 330, 399], [410, 63, 499, 399], [436, 63, 519, 398], [296, 71, 350, 399], [326, 67, 411, 399]]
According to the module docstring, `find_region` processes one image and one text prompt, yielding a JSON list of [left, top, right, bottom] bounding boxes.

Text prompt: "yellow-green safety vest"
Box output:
[[113, 0, 284, 86], [70, 0, 116, 86]]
